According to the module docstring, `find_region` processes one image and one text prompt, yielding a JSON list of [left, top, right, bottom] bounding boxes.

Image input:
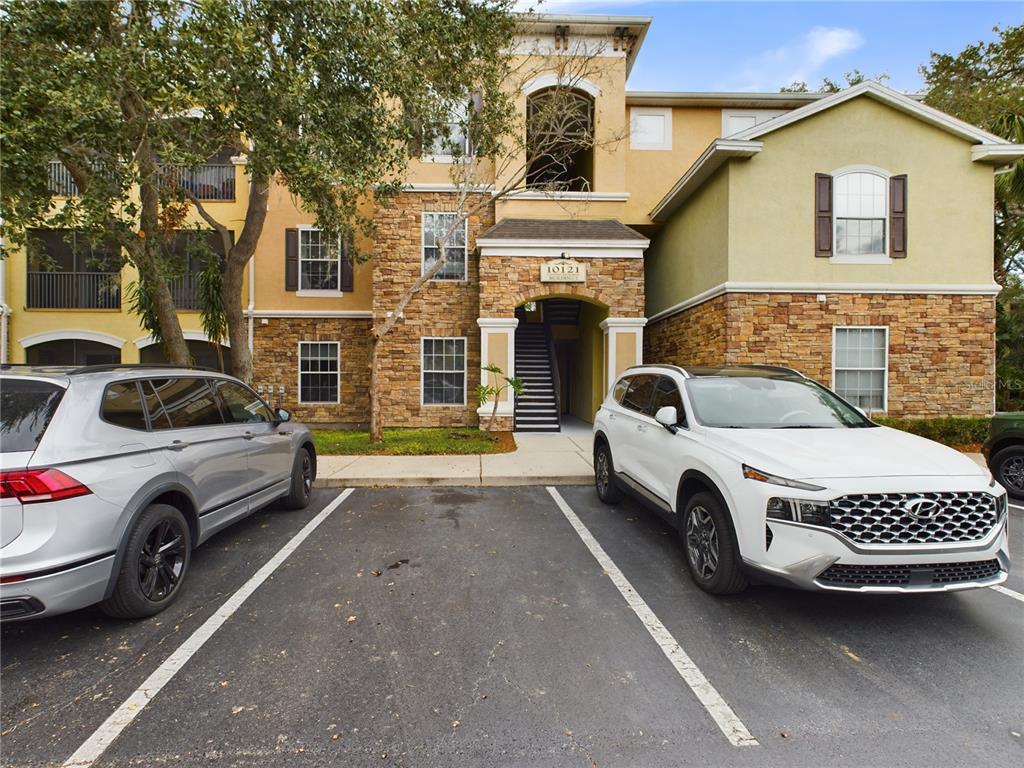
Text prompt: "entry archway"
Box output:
[[20, 330, 124, 366]]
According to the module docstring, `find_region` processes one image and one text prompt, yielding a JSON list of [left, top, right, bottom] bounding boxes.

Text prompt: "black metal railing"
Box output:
[[27, 271, 121, 309], [47, 160, 235, 201], [168, 274, 201, 310], [47, 161, 78, 197]]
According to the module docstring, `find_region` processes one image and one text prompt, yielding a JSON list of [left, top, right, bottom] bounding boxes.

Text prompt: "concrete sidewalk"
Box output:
[[314, 431, 594, 487]]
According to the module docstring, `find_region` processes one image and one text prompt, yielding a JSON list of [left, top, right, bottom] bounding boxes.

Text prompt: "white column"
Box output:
[[600, 317, 647, 396], [477, 317, 519, 419]]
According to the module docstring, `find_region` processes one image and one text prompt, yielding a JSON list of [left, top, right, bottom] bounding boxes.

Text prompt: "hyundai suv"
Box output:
[[0, 365, 316, 620], [593, 365, 1009, 595]]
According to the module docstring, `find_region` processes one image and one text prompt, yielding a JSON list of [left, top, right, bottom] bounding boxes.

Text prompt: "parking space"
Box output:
[[2, 486, 1022, 767]]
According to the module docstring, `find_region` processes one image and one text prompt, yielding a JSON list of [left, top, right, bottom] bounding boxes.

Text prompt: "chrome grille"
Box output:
[[828, 492, 999, 545]]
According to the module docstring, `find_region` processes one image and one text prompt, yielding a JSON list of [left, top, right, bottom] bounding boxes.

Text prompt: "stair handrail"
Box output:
[[545, 322, 562, 423]]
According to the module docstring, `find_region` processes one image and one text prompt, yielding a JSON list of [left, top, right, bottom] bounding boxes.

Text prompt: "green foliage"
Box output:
[[476, 363, 524, 432], [124, 279, 163, 347], [875, 416, 991, 448], [311, 428, 513, 456], [198, 249, 227, 371], [997, 276, 1024, 411], [781, 70, 889, 94]]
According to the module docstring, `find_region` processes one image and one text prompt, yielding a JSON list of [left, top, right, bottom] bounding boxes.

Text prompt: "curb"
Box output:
[[314, 475, 592, 489]]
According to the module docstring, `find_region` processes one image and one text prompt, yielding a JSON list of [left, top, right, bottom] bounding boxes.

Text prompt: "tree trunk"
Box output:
[[369, 335, 383, 443], [489, 388, 499, 432], [223, 260, 251, 382]]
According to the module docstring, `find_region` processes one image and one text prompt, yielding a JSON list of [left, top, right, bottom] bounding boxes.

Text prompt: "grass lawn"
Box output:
[[312, 427, 516, 456]]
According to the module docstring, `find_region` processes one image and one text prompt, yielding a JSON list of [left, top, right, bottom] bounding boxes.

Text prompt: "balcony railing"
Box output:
[[47, 161, 235, 201], [168, 275, 201, 310], [159, 164, 235, 201], [48, 161, 79, 197], [27, 271, 121, 309]]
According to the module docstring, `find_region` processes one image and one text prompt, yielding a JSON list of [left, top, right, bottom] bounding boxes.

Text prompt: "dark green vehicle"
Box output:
[[985, 413, 1024, 499]]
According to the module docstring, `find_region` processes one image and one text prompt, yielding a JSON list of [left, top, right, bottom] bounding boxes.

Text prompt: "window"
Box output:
[[720, 109, 786, 137], [424, 102, 470, 161], [834, 171, 887, 257], [611, 377, 631, 404], [630, 107, 672, 150], [652, 376, 685, 423], [143, 378, 225, 430], [299, 342, 340, 404], [621, 375, 656, 415], [833, 327, 888, 411], [526, 87, 595, 191], [422, 337, 466, 405], [0, 380, 65, 452], [299, 228, 341, 292], [102, 382, 148, 430], [422, 213, 467, 281], [214, 381, 274, 423]]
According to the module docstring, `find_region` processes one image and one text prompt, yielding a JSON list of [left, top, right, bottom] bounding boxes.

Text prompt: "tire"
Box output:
[[283, 446, 314, 510], [681, 492, 747, 595], [991, 446, 1024, 500], [99, 504, 191, 619], [594, 441, 623, 504]]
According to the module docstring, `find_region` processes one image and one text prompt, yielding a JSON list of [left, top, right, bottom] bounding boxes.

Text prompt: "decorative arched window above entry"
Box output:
[[526, 87, 595, 192]]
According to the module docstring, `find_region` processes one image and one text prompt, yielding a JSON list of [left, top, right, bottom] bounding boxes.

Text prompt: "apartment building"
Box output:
[[3, 13, 1021, 431]]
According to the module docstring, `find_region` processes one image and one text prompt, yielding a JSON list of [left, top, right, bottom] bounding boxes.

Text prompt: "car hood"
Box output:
[[704, 425, 987, 480]]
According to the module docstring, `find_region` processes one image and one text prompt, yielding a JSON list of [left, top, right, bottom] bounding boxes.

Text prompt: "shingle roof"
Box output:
[[478, 218, 647, 242]]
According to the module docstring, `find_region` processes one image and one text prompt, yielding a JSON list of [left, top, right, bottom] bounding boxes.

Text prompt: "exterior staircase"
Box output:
[[513, 323, 560, 432]]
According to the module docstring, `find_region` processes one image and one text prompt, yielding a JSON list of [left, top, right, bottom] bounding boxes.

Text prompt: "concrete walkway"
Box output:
[[315, 431, 594, 488]]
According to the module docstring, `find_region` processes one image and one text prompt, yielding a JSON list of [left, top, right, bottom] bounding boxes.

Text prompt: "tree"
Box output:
[[2, 0, 518, 380], [781, 69, 889, 93], [366, 45, 625, 441], [476, 364, 524, 433], [922, 24, 1024, 409]]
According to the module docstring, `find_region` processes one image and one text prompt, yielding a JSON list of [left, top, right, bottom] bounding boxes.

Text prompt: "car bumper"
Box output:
[[744, 516, 1009, 594], [0, 554, 114, 621]]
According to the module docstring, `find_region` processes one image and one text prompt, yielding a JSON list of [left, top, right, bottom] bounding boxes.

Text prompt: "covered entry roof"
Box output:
[[478, 218, 648, 244]]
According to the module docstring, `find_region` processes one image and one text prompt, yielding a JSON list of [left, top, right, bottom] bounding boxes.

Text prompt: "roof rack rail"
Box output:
[[737, 364, 807, 378], [624, 363, 690, 378], [66, 363, 220, 375]]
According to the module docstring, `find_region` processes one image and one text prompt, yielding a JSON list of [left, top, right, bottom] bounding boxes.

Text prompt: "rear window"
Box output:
[[143, 378, 224, 430], [0, 379, 65, 453], [102, 382, 148, 431]]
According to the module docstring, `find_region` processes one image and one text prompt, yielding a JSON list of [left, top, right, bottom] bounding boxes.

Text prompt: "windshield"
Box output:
[[0, 379, 66, 452], [684, 376, 874, 429]]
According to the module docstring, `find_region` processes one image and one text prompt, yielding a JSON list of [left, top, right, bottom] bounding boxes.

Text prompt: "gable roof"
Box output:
[[651, 80, 1024, 222]]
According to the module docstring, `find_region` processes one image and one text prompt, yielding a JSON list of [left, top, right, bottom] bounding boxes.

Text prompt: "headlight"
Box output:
[[743, 464, 826, 492], [766, 497, 831, 526]]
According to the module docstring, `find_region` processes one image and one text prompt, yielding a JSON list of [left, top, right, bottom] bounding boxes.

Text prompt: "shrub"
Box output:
[[874, 416, 990, 449]]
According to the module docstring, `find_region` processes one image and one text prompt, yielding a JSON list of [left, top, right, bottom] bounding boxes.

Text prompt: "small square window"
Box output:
[[630, 107, 672, 150]]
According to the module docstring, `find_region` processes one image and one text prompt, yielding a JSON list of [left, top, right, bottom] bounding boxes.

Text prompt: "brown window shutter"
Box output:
[[285, 228, 298, 291], [815, 173, 833, 258], [340, 240, 354, 292], [890, 174, 907, 258]]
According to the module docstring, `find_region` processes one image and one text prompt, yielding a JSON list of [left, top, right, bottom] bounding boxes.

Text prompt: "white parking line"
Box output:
[[1009, 503, 1024, 514], [546, 487, 759, 748], [991, 585, 1024, 604], [62, 488, 355, 768]]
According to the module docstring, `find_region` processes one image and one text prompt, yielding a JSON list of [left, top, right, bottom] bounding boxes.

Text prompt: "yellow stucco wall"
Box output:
[[644, 166, 731, 316], [567, 301, 607, 423], [728, 97, 995, 285]]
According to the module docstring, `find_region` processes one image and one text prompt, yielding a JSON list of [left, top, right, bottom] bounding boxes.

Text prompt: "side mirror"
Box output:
[[275, 407, 292, 424], [654, 405, 679, 433]]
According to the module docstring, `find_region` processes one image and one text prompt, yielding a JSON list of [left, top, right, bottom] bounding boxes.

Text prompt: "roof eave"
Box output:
[[650, 139, 763, 222], [972, 144, 1024, 165]]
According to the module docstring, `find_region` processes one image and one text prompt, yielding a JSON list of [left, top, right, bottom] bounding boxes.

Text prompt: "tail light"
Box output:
[[0, 469, 92, 504]]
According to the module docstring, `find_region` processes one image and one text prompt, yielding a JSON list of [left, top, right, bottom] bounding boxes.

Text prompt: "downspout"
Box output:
[[247, 255, 255, 354], [0, 223, 9, 364]]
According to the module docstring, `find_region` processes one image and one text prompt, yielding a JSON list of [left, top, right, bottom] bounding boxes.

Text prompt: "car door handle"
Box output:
[[168, 440, 189, 451], [608, 412, 617, 420], [636, 423, 647, 432], [244, 431, 254, 440]]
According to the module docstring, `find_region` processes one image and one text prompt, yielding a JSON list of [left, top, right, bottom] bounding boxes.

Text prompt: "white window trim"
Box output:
[[297, 340, 340, 405], [420, 336, 467, 407], [630, 107, 672, 151], [296, 224, 344, 297], [831, 165, 891, 265], [832, 325, 888, 413], [421, 212, 469, 282]]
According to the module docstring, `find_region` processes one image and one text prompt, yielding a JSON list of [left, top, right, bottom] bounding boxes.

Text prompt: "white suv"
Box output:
[[593, 365, 1010, 595]]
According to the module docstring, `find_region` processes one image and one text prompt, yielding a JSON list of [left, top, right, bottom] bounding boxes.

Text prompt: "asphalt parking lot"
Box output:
[[2, 488, 1023, 768]]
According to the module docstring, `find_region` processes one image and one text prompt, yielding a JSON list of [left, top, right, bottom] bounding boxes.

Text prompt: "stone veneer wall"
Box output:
[[478, 255, 645, 317], [371, 192, 493, 428], [252, 317, 372, 426], [645, 292, 995, 417]]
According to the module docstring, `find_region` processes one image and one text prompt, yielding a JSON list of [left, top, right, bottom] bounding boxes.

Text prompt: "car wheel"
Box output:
[[682, 492, 747, 595], [283, 446, 314, 510], [992, 446, 1024, 500], [99, 504, 191, 619], [594, 441, 623, 504]]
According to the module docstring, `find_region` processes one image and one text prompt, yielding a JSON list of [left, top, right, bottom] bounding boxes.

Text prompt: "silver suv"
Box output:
[[0, 365, 317, 620]]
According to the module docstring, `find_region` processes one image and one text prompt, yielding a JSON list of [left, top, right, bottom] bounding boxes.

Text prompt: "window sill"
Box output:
[[421, 402, 468, 407], [830, 255, 891, 265], [420, 155, 457, 164], [297, 289, 344, 297]]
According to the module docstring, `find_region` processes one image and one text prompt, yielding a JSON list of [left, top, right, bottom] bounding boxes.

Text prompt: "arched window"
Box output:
[[834, 170, 888, 257], [526, 87, 594, 191]]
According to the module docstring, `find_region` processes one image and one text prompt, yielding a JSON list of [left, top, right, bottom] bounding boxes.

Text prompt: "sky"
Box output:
[[519, 1, 1023, 92]]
